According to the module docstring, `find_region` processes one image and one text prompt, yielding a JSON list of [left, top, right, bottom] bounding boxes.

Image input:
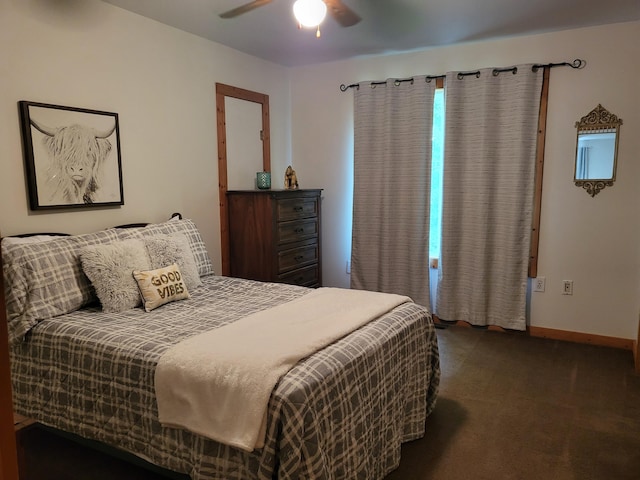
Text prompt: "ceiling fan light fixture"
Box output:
[[293, 0, 327, 28]]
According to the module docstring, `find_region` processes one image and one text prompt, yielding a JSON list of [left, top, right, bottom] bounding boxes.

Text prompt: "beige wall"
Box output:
[[0, 0, 292, 276], [1, 1, 638, 340], [290, 21, 640, 339]]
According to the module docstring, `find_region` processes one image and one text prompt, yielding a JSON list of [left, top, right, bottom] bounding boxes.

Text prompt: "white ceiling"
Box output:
[[102, 0, 640, 67]]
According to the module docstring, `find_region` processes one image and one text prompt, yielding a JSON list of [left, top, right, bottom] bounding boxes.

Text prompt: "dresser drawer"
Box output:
[[278, 243, 318, 273], [277, 218, 318, 244], [276, 197, 319, 222], [278, 264, 319, 287]]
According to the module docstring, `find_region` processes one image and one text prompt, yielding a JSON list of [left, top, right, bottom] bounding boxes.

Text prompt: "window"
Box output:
[[429, 87, 445, 262]]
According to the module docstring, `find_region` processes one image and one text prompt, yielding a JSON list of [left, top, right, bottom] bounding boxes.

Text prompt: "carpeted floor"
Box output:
[[18, 325, 640, 479], [387, 325, 640, 480]]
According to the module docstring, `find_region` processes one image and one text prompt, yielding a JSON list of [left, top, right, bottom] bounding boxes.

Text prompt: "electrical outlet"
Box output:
[[534, 277, 545, 292], [346, 261, 351, 274], [562, 280, 573, 295]]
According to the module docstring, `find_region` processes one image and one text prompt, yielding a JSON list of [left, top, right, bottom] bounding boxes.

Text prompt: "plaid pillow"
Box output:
[[2, 229, 120, 344], [117, 219, 214, 277]]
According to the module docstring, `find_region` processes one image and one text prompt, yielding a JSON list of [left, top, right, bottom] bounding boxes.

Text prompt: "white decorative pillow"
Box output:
[[80, 239, 151, 313], [144, 234, 202, 290], [133, 264, 190, 312]]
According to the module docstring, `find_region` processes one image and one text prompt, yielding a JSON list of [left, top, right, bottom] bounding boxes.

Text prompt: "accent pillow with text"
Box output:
[[133, 264, 190, 312]]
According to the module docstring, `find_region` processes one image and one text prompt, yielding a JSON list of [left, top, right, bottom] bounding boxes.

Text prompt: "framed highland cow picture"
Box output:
[[19, 101, 124, 210]]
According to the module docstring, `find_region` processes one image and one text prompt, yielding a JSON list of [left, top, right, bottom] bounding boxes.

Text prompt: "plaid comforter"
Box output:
[[11, 276, 440, 480]]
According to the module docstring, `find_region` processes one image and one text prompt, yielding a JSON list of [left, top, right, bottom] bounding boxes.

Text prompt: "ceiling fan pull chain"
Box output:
[[316, 25, 321, 38]]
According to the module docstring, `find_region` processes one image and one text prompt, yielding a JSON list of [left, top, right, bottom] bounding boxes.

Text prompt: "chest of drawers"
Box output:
[[226, 189, 322, 287]]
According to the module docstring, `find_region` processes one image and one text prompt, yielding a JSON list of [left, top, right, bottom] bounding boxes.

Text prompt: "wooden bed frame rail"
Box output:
[[0, 244, 20, 480]]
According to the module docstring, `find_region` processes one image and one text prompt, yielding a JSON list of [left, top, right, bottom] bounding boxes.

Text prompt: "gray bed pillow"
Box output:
[[144, 233, 202, 290], [2, 228, 121, 345], [80, 239, 152, 313], [116, 218, 214, 277]]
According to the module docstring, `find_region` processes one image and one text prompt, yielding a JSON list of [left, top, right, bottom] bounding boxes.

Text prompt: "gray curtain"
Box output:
[[351, 77, 436, 308], [576, 146, 589, 179], [435, 65, 543, 330]]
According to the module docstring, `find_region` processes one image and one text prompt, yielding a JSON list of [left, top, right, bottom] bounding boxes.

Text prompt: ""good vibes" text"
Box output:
[[151, 270, 185, 299]]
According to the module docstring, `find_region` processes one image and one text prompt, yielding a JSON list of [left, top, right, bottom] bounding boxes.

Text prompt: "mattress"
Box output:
[[10, 275, 440, 479]]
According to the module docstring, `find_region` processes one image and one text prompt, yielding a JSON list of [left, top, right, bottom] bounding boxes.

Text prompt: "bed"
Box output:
[[3, 217, 440, 479]]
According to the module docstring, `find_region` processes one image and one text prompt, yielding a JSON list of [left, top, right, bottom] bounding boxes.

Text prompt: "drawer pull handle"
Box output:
[[293, 206, 304, 212], [294, 255, 304, 262], [294, 228, 304, 234]]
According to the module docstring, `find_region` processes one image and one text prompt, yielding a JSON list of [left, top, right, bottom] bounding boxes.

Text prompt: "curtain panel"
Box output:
[[351, 78, 436, 308], [435, 65, 543, 330]]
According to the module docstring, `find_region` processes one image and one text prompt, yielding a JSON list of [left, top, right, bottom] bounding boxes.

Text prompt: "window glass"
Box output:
[[429, 88, 444, 259]]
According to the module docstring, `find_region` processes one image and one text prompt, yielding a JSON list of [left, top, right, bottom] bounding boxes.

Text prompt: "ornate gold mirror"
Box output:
[[574, 104, 622, 196]]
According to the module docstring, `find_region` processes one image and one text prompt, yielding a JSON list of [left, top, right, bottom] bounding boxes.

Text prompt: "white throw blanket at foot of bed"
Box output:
[[155, 287, 410, 452]]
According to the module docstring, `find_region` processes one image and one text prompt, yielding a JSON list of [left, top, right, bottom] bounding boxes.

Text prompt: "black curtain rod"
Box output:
[[339, 58, 585, 91]]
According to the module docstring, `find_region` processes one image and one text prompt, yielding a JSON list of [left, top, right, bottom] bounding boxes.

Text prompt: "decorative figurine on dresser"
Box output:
[[284, 165, 299, 190], [227, 187, 322, 287]]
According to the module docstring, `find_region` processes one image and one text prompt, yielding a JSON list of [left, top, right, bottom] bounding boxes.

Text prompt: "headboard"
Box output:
[[9, 232, 69, 238], [3, 213, 183, 239]]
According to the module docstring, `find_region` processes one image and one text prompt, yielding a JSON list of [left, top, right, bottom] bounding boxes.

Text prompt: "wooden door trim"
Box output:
[[216, 83, 270, 276], [529, 66, 550, 278]]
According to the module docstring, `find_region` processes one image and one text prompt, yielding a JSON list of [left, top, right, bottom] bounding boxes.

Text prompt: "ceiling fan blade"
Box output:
[[219, 0, 273, 19], [324, 0, 361, 27]]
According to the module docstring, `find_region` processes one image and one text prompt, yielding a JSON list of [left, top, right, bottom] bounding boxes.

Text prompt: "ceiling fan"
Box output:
[[219, 0, 361, 28]]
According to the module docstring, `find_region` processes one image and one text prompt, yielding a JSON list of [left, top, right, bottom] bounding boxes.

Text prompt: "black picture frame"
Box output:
[[18, 100, 124, 210]]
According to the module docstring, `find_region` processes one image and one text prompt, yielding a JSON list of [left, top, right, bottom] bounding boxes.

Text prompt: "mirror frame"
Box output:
[[216, 83, 270, 275], [574, 104, 622, 197]]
